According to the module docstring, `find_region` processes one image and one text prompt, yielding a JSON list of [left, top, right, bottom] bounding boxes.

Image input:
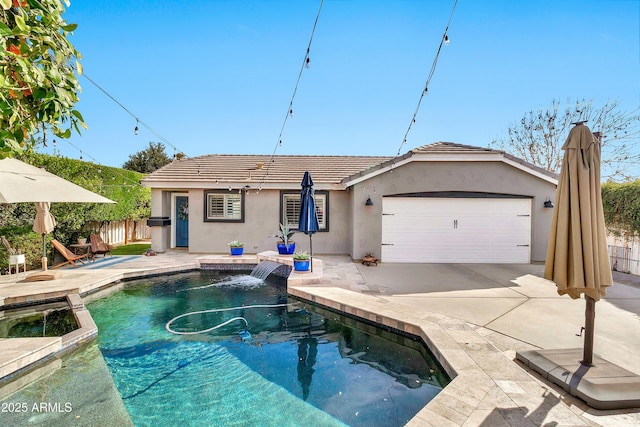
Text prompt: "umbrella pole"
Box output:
[[41, 233, 48, 271], [581, 296, 596, 366], [309, 235, 313, 272]]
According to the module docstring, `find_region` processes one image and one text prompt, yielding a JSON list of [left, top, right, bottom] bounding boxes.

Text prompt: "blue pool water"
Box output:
[[87, 271, 449, 426]]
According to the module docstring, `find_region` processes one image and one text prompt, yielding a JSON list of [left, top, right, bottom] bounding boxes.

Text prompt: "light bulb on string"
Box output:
[[134, 119, 139, 135], [305, 57, 310, 68], [444, 34, 450, 45], [79, 150, 83, 160], [289, 109, 293, 117]]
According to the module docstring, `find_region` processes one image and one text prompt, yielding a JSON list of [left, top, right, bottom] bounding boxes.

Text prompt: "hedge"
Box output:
[[0, 153, 150, 271]]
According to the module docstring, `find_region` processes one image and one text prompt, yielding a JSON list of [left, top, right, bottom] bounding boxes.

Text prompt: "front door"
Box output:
[[175, 196, 189, 247]]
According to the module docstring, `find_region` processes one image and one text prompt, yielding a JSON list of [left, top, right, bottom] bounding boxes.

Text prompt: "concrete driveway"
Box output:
[[354, 262, 640, 375]]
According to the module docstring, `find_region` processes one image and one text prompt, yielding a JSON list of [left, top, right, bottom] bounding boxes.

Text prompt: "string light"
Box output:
[[259, 0, 324, 190], [81, 73, 187, 158], [60, 139, 144, 188], [134, 119, 139, 135], [395, 0, 458, 156]]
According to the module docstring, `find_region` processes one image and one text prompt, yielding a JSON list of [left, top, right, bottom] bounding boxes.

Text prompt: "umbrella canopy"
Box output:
[[544, 122, 613, 365], [299, 171, 319, 271], [0, 158, 115, 204], [544, 123, 613, 299], [299, 171, 319, 235]]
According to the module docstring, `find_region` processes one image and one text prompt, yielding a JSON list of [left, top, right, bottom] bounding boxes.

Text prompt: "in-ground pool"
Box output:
[[87, 271, 449, 426]]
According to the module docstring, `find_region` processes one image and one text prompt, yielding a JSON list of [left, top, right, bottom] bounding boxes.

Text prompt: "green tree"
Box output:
[[123, 141, 172, 173], [492, 99, 640, 181], [0, 0, 85, 156]]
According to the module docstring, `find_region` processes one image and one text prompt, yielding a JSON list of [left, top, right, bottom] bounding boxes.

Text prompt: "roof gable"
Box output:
[[342, 142, 558, 186]]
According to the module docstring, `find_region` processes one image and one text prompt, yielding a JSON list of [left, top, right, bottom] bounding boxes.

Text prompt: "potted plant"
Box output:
[[292, 251, 311, 272], [271, 222, 296, 255], [228, 240, 244, 256], [362, 252, 378, 266]]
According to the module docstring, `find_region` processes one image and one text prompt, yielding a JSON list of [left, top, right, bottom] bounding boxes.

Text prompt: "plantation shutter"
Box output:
[[282, 193, 326, 230], [226, 195, 241, 219], [207, 193, 242, 220], [284, 195, 300, 228]]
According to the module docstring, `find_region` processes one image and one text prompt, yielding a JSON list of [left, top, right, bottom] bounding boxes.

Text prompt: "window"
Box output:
[[204, 190, 244, 222], [280, 190, 328, 231]]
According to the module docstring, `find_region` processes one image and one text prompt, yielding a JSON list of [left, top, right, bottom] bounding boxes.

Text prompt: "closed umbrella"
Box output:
[[298, 171, 319, 272], [32, 202, 56, 270], [544, 122, 613, 365]]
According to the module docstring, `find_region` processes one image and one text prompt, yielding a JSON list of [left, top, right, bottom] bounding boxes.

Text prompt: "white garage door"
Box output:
[[381, 197, 531, 263]]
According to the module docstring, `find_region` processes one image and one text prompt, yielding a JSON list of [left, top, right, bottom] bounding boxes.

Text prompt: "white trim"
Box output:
[[501, 157, 558, 185], [342, 157, 413, 187], [170, 192, 188, 249], [143, 181, 344, 191]]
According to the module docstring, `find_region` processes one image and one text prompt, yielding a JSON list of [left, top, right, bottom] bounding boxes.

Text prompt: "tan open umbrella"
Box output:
[[32, 202, 56, 270], [544, 121, 613, 365]]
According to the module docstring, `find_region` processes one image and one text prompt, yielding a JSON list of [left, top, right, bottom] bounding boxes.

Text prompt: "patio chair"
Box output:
[[90, 233, 112, 258], [50, 239, 88, 269], [1, 235, 26, 277]]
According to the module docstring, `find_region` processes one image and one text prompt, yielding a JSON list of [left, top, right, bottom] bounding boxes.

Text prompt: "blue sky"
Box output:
[[40, 0, 640, 171]]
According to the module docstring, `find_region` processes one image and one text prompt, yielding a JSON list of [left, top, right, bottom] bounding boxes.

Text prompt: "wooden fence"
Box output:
[[85, 220, 150, 245]]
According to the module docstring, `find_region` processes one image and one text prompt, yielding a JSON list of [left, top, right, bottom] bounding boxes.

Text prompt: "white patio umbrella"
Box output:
[[0, 158, 115, 271], [0, 158, 115, 204]]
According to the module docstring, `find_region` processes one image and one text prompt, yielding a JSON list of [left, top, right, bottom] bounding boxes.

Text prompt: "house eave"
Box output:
[[141, 180, 345, 191]]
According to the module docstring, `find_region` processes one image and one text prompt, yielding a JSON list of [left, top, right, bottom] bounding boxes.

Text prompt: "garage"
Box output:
[[381, 196, 532, 263]]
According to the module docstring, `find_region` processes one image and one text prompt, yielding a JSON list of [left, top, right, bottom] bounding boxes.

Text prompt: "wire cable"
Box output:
[[396, 0, 458, 156], [258, 0, 325, 190], [60, 138, 142, 187], [81, 73, 187, 157]]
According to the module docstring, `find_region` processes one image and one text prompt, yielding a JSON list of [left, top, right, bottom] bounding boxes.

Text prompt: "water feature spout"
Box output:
[[250, 260, 284, 280]]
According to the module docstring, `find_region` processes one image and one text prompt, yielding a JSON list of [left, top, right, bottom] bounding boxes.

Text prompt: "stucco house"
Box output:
[[141, 142, 558, 263]]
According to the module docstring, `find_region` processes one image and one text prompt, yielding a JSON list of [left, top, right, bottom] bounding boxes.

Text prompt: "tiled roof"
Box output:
[[141, 154, 393, 188], [142, 143, 557, 189], [411, 141, 501, 154]]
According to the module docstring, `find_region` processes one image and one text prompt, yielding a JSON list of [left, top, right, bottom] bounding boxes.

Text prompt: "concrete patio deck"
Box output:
[[0, 251, 639, 426]]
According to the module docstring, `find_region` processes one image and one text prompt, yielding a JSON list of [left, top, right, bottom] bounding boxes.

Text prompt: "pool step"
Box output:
[[67, 293, 84, 309], [0, 337, 61, 382]]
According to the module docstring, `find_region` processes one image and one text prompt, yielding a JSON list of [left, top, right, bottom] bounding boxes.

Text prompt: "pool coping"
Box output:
[[0, 253, 611, 426]]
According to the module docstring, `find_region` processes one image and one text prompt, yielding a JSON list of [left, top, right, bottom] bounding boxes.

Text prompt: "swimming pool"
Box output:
[[87, 271, 449, 426]]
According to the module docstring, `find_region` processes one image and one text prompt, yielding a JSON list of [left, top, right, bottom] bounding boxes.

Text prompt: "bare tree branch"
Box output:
[[493, 98, 640, 181]]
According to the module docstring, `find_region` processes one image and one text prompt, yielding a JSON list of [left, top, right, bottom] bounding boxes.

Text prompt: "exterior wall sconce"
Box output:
[[365, 196, 373, 206], [544, 198, 554, 208]]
